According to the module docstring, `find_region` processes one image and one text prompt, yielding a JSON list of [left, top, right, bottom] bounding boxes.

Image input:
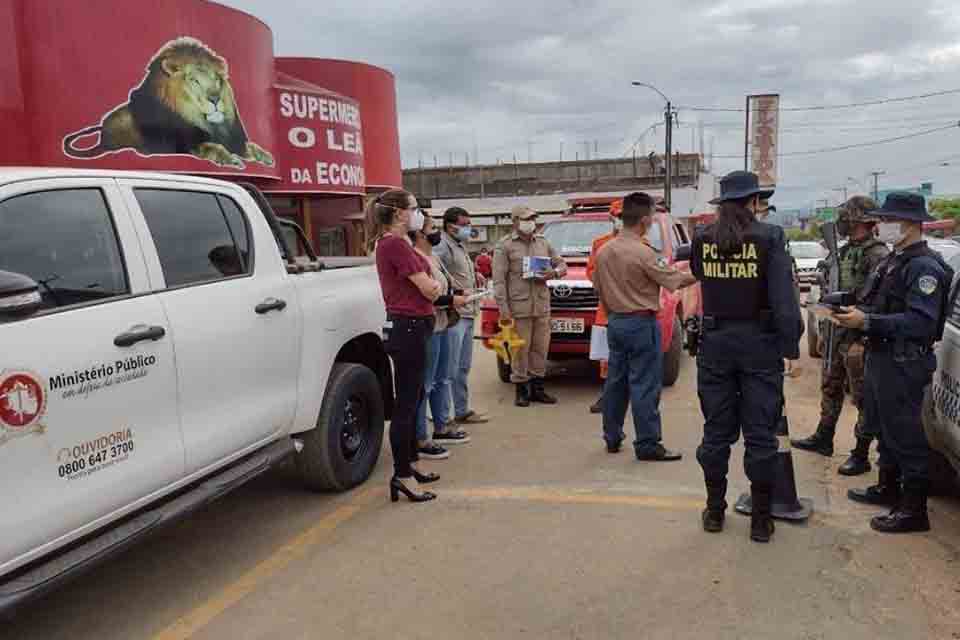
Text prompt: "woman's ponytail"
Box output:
[[365, 188, 414, 253]]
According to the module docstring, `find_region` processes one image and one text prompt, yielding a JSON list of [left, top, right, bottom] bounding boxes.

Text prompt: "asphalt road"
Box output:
[[7, 343, 960, 639]]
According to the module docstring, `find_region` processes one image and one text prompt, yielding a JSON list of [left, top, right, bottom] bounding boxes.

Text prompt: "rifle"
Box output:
[[820, 222, 841, 375]]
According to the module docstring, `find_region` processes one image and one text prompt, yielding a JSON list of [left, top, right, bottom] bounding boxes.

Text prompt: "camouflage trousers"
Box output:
[[819, 335, 874, 440]]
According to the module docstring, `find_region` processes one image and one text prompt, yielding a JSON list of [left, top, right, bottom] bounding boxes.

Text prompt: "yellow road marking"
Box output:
[[152, 485, 699, 639], [449, 486, 704, 511], [151, 486, 379, 640]]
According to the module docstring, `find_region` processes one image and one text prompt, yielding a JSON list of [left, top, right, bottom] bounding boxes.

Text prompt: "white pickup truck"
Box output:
[[0, 169, 392, 612]]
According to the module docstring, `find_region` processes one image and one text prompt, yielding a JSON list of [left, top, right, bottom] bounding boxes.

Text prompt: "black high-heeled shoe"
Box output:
[[390, 476, 437, 503], [412, 468, 440, 484]]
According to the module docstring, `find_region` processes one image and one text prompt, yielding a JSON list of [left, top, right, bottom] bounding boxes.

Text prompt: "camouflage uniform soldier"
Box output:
[[792, 196, 889, 475]]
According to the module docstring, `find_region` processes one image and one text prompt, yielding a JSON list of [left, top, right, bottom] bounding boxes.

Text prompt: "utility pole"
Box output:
[[833, 186, 848, 203], [664, 100, 673, 211], [870, 170, 885, 202]]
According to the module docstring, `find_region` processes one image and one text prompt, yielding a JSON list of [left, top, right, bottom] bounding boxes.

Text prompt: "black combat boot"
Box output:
[[790, 422, 835, 457], [870, 489, 930, 534], [837, 437, 872, 476], [529, 378, 558, 404], [515, 382, 531, 408], [847, 467, 900, 506], [750, 486, 775, 543], [702, 479, 727, 533]]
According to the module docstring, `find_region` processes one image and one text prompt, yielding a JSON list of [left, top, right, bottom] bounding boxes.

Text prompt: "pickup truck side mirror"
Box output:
[[674, 243, 692, 262], [0, 270, 43, 322]]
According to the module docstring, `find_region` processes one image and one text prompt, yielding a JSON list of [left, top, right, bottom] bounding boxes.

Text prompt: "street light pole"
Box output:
[[664, 100, 673, 211], [632, 82, 673, 211], [870, 170, 885, 202]]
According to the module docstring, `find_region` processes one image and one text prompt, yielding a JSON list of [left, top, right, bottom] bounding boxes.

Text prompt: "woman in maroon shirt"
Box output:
[[368, 189, 443, 502]]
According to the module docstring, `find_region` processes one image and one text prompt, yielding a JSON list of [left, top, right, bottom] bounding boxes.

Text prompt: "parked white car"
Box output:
[[788, 241, 828, 291], [0, 169, 392, 611]]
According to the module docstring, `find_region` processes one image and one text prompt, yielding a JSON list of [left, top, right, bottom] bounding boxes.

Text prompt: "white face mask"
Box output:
[[406, 208, 425, 232], [518, 220, 536, 235], [876, 222, 907, 245]]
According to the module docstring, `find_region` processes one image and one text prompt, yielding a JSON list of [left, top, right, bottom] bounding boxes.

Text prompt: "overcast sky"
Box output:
[[223, 0, 960, 209]]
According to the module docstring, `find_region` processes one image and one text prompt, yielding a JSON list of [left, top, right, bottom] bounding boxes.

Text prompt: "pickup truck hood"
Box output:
[[560, 264, 589, 281]]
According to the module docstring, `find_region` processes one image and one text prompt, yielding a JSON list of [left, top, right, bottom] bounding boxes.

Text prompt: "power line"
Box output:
[[680, 88, 960, 113], [712, 122, 959, 158]]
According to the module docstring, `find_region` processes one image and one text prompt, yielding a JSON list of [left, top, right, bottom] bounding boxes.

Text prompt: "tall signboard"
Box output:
[[745, 94, 780, 187]]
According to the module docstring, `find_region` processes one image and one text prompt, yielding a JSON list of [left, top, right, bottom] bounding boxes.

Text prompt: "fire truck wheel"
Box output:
[[662, 316, 683, 387], [497, 358, 512, 384]]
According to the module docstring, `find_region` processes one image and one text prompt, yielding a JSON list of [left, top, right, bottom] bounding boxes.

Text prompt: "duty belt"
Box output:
[[702, 312, 774, 331], [864, 336, 931, 356]]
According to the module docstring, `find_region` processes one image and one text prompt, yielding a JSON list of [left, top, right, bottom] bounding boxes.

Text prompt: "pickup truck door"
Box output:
[[120, 180, 301, 472], [0, 179, 183, 575]]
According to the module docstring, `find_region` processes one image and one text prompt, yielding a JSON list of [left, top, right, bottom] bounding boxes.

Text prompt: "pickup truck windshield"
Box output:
[[542, 220, 612, 256], [542, 218, 665, 256]]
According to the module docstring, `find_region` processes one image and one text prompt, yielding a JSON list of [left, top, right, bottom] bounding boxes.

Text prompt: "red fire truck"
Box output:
[[479, 196, 702, 387]]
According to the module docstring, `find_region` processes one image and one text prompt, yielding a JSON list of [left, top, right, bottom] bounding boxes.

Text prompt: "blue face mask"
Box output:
[[456, 226, 472, 242]]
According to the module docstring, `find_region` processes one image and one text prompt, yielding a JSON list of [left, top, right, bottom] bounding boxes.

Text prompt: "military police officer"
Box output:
[[493, 205, 567, 407], [834, 193, 953, 533], [793, 197, 889, 475], [691, 171, 803, 543]]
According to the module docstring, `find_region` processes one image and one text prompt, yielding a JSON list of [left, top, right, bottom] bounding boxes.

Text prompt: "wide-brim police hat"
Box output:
[[870, 192, 935, 223], [710, 170, 774, 205]]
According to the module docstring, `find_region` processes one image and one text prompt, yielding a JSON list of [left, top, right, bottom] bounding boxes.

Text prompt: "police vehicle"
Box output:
[[0, 169, 392, 612], [922, 249, 960, 492]]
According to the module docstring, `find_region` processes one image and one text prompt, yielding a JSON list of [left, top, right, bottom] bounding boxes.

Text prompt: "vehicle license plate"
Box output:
[[551, 318, 585, 334]]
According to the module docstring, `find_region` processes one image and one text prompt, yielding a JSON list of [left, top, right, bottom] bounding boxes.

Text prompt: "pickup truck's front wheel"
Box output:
[[662, 316, 683, 387], [296, 363, 384, 492]]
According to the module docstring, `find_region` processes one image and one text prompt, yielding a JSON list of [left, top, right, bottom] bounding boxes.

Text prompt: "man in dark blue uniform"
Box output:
[[691, 171, 803, 543], [834, 193, 953, 533]]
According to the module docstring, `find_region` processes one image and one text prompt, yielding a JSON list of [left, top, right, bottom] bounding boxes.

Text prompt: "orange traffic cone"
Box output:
[[735, 405, 813, 522]]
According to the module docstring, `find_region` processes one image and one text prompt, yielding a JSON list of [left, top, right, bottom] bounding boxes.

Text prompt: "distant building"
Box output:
[[421, 171, 719, 252]]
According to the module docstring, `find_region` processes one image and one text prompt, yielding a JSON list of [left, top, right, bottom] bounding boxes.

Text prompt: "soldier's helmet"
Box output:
[[838, 195, 879, 224]]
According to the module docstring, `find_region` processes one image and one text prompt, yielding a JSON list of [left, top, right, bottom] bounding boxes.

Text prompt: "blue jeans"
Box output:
[[603, 314, 663, 454], [416, 330, 453, 442], [446, 317, 475, 418]]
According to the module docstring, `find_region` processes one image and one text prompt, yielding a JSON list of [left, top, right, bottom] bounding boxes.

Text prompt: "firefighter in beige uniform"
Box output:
[[493, 205, 568, 407]]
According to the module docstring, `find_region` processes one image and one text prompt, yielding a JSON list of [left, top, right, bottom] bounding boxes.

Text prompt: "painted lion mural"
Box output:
[[63, 37, 274, 169]]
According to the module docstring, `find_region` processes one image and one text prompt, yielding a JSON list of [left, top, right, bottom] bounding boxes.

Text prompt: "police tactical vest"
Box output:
[[865, 243, 954, 343], [697, 222, 771, 320]]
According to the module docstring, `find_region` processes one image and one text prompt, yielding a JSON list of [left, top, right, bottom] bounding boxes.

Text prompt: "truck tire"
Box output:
[[296, 363, 384, 492], [807, 310, 821, 358], [662, 316, 683, 388], [497, 357, 512, 384]]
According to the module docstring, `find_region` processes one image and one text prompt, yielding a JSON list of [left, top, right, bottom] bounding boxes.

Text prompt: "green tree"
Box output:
[[787, 227, 819, 242], [931, 198, 960, 220]]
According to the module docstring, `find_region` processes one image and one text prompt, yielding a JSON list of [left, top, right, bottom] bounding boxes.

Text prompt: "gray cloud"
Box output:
[[223, 0, 960, 208]]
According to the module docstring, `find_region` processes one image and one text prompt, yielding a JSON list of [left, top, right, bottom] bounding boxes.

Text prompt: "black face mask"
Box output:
[[427, 231, 443, 246]]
